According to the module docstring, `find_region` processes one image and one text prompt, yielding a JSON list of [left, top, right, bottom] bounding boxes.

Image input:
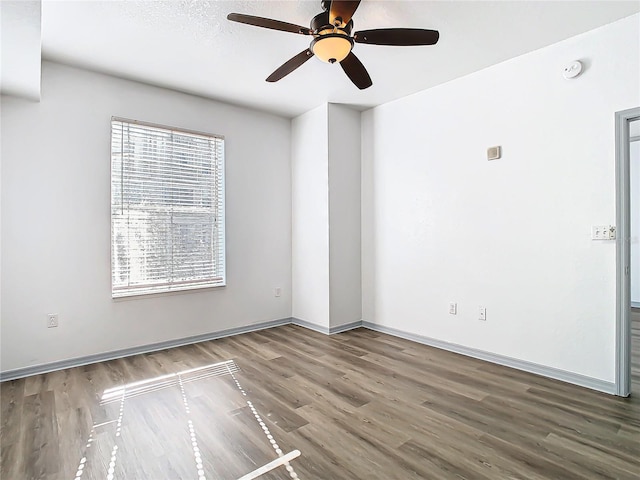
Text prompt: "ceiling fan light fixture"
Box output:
[[227, 0, 440, 89], [311, 34, 353, 63]]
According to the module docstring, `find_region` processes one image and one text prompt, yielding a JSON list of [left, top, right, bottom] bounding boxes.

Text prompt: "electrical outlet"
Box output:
[[47, 314, 59, 328], [274, 287, 282, 297], [591, 225, 616, 240], [449, 302, 457, 315], [479, 307, 486, 321]]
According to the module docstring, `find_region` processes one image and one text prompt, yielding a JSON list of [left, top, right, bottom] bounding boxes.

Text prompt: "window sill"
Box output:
[[112, 282, 226, 300]]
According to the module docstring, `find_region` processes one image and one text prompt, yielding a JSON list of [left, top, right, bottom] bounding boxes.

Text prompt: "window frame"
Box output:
[[110, 116, 226, 298]]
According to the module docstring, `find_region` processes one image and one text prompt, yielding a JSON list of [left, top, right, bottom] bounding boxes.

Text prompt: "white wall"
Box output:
[[291, 105, 330, 328], [0, 1, 41, 100], [362, 14, 640, 382], [1, 62, 292, 372], [328, 104, 362, 328], [291, 104, 362, 331], [631, 137, 640, 306]]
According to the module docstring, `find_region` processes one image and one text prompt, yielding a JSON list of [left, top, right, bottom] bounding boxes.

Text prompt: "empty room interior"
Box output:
[[2, 1, 640, 479]]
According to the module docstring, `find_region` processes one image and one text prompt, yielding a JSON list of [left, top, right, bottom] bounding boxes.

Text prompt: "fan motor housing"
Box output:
[[311, 11, 353, 35]]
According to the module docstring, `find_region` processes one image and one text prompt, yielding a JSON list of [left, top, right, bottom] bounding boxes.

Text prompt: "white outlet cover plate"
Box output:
[[47, 314, 59, 328], [591, 225, 616, 240]]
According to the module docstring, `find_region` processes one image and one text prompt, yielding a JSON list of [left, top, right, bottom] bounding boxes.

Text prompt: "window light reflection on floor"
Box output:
[[100, 359, 240, 404], [73, 358, 300, 480]]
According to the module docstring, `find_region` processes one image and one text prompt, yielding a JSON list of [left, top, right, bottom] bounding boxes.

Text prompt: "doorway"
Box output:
[[616, 107, 640, 397]]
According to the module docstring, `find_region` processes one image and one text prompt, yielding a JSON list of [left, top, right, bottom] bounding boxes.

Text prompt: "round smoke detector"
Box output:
[[563, 60, 583, 79]]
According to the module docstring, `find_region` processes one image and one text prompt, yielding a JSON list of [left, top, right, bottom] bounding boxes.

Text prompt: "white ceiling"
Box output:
[[35, 1, 640, 117]]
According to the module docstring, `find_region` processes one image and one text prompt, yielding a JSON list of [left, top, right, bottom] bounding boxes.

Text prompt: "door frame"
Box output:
[[615, 107, 640, 397]]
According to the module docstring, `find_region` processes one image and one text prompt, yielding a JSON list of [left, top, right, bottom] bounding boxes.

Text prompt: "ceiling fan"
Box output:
[[227, 0, 439, 90]]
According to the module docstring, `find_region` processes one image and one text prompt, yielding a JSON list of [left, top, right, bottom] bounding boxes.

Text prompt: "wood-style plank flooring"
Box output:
[[1, 324, 639, 479], [632, 307, 640, 395]]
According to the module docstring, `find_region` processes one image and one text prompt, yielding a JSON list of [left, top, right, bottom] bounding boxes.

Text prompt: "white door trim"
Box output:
[[615, 107, 640, 397]]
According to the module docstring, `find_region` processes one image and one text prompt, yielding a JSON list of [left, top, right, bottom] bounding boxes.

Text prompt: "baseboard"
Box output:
[[290, 318, 362, 335], [290, 318, 330, 334], [631, 301, 640, 309], [0, 317, 292, 382], [1, 317, 617, 395], [361, 322, 617, 395], [329, 321, 363, 334]]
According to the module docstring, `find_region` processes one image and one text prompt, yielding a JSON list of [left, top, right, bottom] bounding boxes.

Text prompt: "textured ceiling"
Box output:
[[41, 0, 640, 118]]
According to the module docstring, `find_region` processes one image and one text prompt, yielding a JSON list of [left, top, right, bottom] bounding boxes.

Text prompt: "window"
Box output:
[[111, 118, 225, 297]]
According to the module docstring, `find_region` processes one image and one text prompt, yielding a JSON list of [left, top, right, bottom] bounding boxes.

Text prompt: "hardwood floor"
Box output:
[[632, 307, 640, 395], [1, 324, 639, 479]]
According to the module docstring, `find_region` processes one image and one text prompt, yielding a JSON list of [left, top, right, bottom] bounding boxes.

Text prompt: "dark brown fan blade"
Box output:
[[329, 0, 361, 27], [266, 49, 315, 82], [354, 28, 440, 46], [227, 13, 311, 35], [340, 51, 372, 90]]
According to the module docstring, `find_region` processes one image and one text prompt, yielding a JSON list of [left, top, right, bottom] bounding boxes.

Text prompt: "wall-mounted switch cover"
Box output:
[[449, 302, 457, 315], [479, 307, 487, 321]]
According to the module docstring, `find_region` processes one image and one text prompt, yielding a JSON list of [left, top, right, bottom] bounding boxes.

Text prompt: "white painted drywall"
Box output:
[[631, 136, 640, 306], [0, 62, 292, 372], [361, 14, 640, 382], [328, 104, 362, 328], [291, 105, 330, 329], [0, 1, 41, 100], [361, 111, 375, 327]]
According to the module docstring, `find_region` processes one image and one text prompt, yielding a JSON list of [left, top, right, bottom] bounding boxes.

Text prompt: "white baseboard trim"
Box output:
[[330, 321, 363, 334], [289, 318, 362, 335], [1, 317, 617, 395], [361, 322, 616, 395], [631, 301, 640, 309], [0, 317, 292, 382], [290, 318, 330, 335]]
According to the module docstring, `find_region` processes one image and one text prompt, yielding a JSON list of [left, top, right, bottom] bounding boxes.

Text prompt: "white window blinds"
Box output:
[[111, 118, 225, 298]]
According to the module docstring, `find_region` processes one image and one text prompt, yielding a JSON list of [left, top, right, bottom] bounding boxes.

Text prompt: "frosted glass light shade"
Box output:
[[311, 34, 353, 63]]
